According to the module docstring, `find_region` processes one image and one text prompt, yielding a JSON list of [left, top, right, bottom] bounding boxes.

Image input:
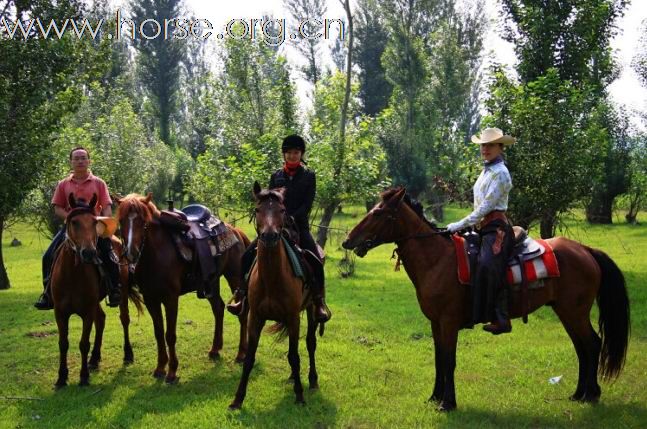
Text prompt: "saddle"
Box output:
[[159, 204, 239, 297]]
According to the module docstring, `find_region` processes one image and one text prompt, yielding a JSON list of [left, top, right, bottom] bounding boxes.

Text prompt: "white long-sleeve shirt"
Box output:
[[449, 160, 512, 231]]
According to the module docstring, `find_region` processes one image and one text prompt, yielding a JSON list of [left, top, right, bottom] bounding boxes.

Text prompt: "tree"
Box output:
[[585, 104, 632, 224], [130, 0, 188, 147], [284, 0, 326, 87], [0, 0, 109, 289], [354, 0, 392, 116], [309, 72, 390, 247], [623, 134, 647, 224], [485, 68, 602, 238], [187, 36, 299, 211]]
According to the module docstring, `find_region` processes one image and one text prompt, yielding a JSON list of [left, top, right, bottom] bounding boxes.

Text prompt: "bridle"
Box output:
[[64, 207, 100, 264], [253, 197, 287, 246], [119, 210, 148, 270]]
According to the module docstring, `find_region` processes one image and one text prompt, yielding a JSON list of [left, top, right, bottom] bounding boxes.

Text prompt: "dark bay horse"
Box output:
[[342, 188, 630, 411], [52, 194, 143, 388], [229, 182, 322, 410], [116, 193, 250, 383]]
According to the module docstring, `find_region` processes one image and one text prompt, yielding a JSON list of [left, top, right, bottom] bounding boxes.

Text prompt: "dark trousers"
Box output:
[[473, 220, 514, 324], [42, 228, 119, 292]]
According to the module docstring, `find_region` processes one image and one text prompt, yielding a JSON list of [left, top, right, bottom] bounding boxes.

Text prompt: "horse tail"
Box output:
[[266, 322, 289, 341], [586, 246, 630, 380]]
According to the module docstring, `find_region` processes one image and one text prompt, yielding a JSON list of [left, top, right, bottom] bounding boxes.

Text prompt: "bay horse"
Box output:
[[52, 193, 143, 388], [229, 182, 322, 410], [116, 193, 250, 384], [342, 187, 630, 411]]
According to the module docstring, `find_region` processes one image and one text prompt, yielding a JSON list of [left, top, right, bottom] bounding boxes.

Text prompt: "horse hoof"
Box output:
[[428, 395, 442, 404], [165, 375, 180, 385], [437, 401, 456, 412], [295, 399, 306, 406], [228, 402, 241, 411], [123, 357, 134, 366], [79, 379, 90, 387], [88, 362, 99, 371], [309, 382, 319, 390], [54, 382, 67, 390], [153, 370, 166, 379], [570, 393, 585, 401], [208, 351, 221, 361]]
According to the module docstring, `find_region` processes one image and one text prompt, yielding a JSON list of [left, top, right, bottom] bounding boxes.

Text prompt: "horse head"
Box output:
[[342, 187, 409, 257], [116, 192, 156, 264], [66, 193, 99, 263], [253, 181, 287, 248]]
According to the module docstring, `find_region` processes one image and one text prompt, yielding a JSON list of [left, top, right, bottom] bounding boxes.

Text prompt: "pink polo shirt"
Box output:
[[51, 172, 112, 215]]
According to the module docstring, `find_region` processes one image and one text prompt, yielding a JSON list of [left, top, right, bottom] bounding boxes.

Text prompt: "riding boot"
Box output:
[[34, 281, 54, 310], [483, 286, 512, 335], [227, 241, 257, 316], [310, 273, 331, 323]]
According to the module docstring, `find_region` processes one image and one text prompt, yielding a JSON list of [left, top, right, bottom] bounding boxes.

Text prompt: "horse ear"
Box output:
[[89, 193, 98, 209], [68, 192, 77, 208], [253, 181, 261, 196], [111, 193, 123, 205], [387, 187, 406, 208], [144, 192, 153, 204]]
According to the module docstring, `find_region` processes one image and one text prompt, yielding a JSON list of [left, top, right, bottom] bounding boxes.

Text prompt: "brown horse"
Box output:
[[116, 193, 250, 383], [229, 182, 322, 410], [342, 188, 630, 411], [52, 193, 143, 388]]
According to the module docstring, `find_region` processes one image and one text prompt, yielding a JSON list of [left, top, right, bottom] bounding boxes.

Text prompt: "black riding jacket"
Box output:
[[269, 166, 315, 231]]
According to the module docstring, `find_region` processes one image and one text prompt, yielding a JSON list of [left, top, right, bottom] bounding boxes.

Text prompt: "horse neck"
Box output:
[[256, 239, 293, 291], [393, 206, 453, 284]]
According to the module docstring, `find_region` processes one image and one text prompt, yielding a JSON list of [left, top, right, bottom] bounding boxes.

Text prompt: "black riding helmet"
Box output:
[[281, 134, 306, 153]]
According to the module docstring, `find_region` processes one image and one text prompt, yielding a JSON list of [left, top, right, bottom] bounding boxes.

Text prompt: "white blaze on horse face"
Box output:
[[127, 212, 137, 255]]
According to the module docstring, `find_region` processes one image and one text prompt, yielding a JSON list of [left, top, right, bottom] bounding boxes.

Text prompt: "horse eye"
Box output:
[[255, 208, 260, 213]]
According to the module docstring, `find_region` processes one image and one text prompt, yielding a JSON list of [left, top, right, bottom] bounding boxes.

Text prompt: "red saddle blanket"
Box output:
[[451, 235, 560, 285]]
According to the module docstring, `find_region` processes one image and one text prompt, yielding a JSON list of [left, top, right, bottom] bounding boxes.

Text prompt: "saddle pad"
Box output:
[[452, 235, 560, 285]]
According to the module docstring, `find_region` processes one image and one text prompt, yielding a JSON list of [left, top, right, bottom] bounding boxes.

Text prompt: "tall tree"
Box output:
[[0, 0, 109, 288], [130, 0, 187, 147], [354, 0, 392, 116], [486, 0, 628, 235], [284, 0, 326, 87]]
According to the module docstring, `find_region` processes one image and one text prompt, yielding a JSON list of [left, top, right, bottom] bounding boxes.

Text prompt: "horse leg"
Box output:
[[146, 301, 168, 379], [78, 313, 94, 386], [306, 307, 319, 390], [208, 289, 224, 361], [555, 308, 602, 402], [428, 320, 445, 403], [288, 317, 305, 405], [89, 305, 105, 370], [120, 287, 134, 364], [54, 310, 70, 389], [229, 314, 265, 410], [437, 322, 459, 412], [163, 297, 180, 384]]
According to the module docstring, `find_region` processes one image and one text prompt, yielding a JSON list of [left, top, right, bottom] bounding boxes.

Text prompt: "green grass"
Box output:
[[1, 207, 646, 429]]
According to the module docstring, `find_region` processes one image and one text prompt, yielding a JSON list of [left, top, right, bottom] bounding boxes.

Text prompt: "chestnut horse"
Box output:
[[52, 194, 143, 388], [229, 183, 322, 410], [342, 188, 630, 411], [116, 193, 250, 383]]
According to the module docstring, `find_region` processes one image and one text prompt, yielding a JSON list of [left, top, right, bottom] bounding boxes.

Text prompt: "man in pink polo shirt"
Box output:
[[34, 147, 121, 309]]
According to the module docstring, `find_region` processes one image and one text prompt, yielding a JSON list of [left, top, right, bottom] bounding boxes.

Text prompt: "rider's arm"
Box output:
[[54, 205, 68, 222]]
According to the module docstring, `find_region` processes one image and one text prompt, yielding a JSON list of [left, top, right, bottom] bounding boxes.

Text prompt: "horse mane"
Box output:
[[116, 194, 160, 223], [380, 187, 439, 230]]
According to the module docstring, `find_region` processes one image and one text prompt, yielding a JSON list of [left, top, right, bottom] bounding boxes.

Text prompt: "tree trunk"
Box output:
[[586, 191, 614, 224], [539, 213, 556, 239], [0, 217, 10, 289], [625, 193, 641, 224], [316, 202, 338, 249], [429, 192, 445, 222]]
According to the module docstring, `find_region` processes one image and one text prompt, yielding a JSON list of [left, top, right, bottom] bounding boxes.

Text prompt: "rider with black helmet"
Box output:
[[227, 135, 331, 323]]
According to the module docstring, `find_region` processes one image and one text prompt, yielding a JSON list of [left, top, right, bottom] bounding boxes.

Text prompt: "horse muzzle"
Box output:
[[259, 231, 280, 247], [79, 247, 97, 264]]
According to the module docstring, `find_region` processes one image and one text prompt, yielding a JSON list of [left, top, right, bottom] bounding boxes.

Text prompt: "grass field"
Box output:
[[1, 206, 645, 428]]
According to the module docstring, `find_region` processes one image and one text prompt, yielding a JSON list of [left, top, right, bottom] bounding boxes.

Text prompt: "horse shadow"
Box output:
[[437, 401, 647, 428]]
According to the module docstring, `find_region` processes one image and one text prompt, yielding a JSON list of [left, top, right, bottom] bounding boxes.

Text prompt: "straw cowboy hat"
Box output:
[[96, 217, 118, 238], [471, 127, 516, 145]]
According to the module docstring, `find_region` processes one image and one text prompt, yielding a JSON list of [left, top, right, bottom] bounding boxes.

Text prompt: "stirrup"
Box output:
[[226, 296, 246, 316]]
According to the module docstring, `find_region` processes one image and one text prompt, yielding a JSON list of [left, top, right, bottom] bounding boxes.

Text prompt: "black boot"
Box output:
[[483, 286, 511, 335], [34, 286, 54, 310], [107, 282, 121, 307], [313, 293, 331, 323]]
